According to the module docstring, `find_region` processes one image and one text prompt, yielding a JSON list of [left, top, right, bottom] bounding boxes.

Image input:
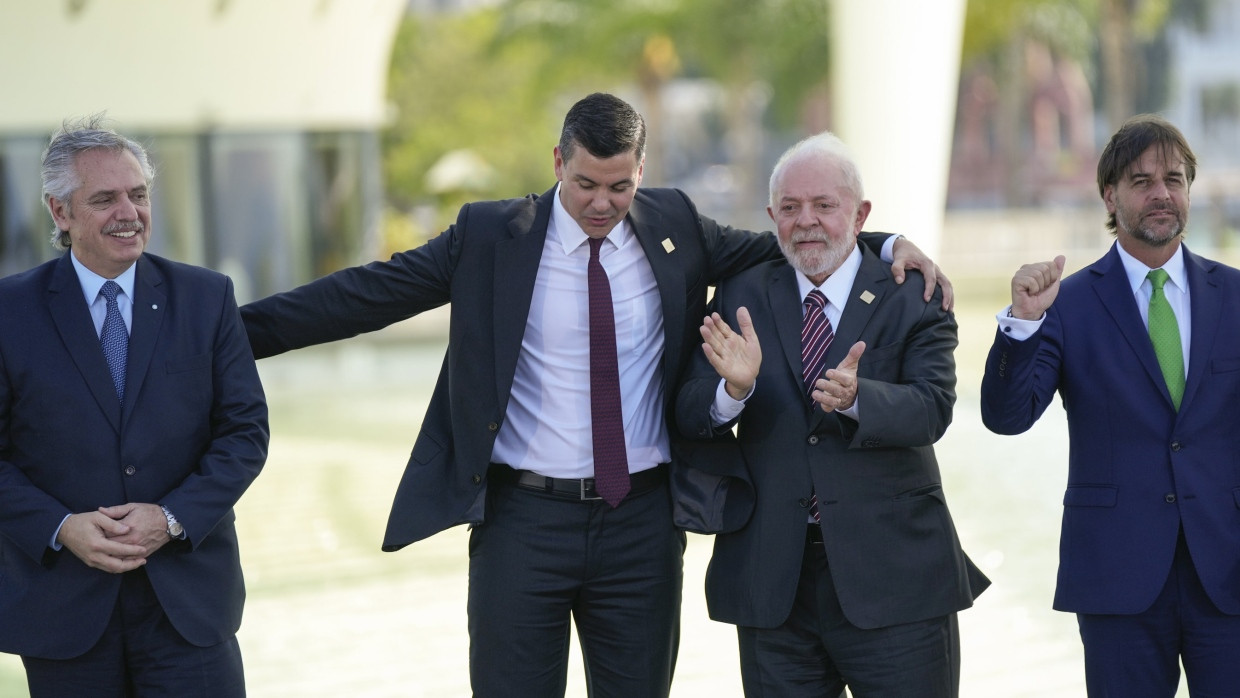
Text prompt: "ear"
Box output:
[[1102, 185, 1117, 215], [47, 195, 72, 230], [766, 205, 776, 224], [853, 199, 872, 233], [553, 146, 565, 182], [634, 157, 644, 186]]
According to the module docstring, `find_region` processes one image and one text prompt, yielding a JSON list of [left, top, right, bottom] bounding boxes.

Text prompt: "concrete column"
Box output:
[[829, 0, 967, 258]]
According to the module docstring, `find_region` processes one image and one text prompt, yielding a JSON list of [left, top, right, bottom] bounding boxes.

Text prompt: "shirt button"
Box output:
[[807, 435, 819, 445], [124, 465, 136, 476], [1165, 493, 1177, 503]]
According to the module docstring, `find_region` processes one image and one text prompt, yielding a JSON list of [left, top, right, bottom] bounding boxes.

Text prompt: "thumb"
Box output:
[[98, 503, 135, 520], [838, 341, 866, 371], [735, 306, 755, 340], [1054, 254, 1067, 276]]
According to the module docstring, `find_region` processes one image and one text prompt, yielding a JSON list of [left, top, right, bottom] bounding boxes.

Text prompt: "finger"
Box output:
[[836, 341, 866, 371], [937, 266, 954, 311], [735, 306, 755, 340], [890, 259, 906, 285], [919, 263, 937, 302]]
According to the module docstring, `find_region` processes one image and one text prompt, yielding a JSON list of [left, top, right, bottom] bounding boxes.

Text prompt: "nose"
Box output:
[[115, 193, 140, 221], [1148, 179, 1171, 201], [795, 204, 815, 228]]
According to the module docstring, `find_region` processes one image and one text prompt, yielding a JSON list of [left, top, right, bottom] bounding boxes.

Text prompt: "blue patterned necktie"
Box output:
[[99, 280, 128, 402]]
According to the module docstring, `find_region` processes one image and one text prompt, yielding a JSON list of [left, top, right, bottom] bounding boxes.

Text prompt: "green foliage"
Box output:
[[963, 0, 1098, 62], [383, 10, 567, 219]]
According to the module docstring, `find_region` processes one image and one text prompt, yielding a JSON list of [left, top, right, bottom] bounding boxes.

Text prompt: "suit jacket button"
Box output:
[[472, 474, 482, 484], [487, 422, 499, 432], [1170, 441, 1182, 452], [1165, 493, 1177, 503], [798, 498, 810, 508], [807, 435, 819, 445], [124, 465, 136, 476]]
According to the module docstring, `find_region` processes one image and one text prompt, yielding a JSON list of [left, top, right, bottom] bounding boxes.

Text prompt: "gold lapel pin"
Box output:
[[661, 238, 675, 253], [860, 290, 876, 304]]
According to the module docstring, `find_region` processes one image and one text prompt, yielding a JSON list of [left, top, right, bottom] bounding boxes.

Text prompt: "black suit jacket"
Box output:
[[241, 185, 896, 550], [0, 253, 269, 659], [676, 245, 989, 630]]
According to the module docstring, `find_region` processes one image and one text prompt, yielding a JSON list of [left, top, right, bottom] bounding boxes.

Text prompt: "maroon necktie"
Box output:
[[801, 289, 834, 522], [588, 237, 631, 507]]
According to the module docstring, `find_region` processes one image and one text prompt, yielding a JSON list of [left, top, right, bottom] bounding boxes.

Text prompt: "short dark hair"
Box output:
[[558, 93, 646, 164], [1096, 114, 1196, 233]]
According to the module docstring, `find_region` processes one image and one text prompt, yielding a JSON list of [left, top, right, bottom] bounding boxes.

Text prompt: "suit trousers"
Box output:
[[737, 526, 959, 698], [1077, 529, 1240, 697], [21, 567, 244, 698], [468, 468, 685, 698]]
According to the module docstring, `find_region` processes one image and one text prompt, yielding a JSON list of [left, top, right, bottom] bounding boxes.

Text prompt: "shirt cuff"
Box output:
[[710, 378, 753, 426], [997, 305, 1043, 341], [50, 513, 71, 551], [879, 234, 901, 264]]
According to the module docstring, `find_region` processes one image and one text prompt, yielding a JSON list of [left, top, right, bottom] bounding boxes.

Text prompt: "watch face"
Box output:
[[169, 522, 184, 537]]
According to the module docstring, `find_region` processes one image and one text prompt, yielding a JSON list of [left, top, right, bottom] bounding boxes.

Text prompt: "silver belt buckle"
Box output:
[[581, 478, 601, 500]]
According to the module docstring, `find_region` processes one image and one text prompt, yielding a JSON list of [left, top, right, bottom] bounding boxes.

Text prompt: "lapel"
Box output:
[[1182, 245, 1221, 412], [1088, 243, 1170, 405], [123, 256, 167, 424], [47, 253, 123, 432], [492, 188, 553, 401], [627, 199, 685, 388], [811, 247, 891, 432]]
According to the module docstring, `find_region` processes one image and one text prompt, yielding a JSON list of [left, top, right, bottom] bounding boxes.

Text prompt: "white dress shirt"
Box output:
[[490, 184, 668, 478]]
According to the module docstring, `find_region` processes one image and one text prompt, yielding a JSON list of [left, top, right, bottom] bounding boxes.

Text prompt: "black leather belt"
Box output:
[[807, 523, 825, 545], [492, 464, 666, 501]]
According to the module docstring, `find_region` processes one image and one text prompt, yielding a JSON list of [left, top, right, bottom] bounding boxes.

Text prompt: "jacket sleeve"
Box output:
[[848, 284, 958, 448]]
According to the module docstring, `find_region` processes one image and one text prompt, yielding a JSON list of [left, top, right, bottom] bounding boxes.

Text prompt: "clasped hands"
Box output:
[[699, 306, 866, 413], [56, 502, 172, 574]]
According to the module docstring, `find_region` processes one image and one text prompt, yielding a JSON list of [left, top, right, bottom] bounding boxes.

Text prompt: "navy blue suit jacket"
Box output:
[[676, 246, 988, 629], [0, 252, 269, 659], [981, 243, 1240, 615]]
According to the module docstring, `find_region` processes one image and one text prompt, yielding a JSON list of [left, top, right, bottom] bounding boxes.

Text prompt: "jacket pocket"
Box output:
[[1063, 485, 1118, 507]]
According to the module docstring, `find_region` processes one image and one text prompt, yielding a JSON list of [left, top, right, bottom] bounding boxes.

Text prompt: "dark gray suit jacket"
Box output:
[[676, 244, 989, 630]]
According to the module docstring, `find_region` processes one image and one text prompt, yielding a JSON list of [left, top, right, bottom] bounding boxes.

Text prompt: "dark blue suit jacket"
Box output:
[[981, 243, 1240, 615], [0, 253, 269, 659], [676, 246, 988, 629]]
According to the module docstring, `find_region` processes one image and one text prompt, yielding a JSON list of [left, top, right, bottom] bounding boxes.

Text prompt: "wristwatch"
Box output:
[[160, 505, 184, 539]]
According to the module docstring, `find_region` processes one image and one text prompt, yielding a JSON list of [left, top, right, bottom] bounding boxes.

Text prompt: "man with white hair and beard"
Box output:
[[675, 131, 988, 697], [982, 115, 1240, 696]]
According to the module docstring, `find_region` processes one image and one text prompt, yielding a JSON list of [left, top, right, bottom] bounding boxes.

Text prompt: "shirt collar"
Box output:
[[794, 244, 863, 310], [1114, 240, 1187, 295], [70, 252, 136, 303], [550, 182, 632, 255]]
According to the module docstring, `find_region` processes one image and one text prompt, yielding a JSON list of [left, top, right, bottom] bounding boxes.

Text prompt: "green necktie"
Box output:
[[1147, 269, 1184, 410]]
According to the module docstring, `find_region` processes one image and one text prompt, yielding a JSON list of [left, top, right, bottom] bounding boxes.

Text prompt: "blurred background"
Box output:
[[2, 0, 1238, 695]]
